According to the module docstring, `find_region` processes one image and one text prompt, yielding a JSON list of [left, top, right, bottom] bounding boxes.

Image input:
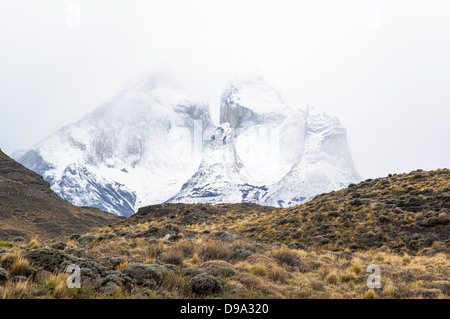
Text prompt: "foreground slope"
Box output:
[[124, 169, 450, 254], [243, 169, 449, 253], [0, 150, 120, 240], [0, 169, 447, 299]]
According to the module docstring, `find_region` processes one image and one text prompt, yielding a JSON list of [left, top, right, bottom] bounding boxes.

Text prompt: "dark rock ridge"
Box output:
[[0, 150, 120, 240]]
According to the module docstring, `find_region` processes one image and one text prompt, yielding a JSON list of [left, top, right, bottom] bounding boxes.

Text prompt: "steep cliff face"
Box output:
[[220, 76, 300, 185], [220, 100, 253, 130], [262, 108, 362, 207]]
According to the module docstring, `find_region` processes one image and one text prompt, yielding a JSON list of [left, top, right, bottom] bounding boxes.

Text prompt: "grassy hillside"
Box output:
[[0, 150, 121, 240], [0, 169, 448, 299], [237, 169, 449, 253]]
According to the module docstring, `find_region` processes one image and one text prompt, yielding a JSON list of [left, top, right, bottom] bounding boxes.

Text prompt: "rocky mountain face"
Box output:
[[168, 123, 268, 204], [0, 150, 119, 240], [13, 75, 361, 215], [170, 76, 361, 207]]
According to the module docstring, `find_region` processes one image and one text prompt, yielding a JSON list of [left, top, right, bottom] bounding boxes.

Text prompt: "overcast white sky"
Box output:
[[0, 0, 449, 179]]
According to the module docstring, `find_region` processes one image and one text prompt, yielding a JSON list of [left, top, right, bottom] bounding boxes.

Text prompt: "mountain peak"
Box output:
[[168, 124, 268, 204], [14, 75, 361, 214], [220, 75, 290, 128], [13, 78, 216, 216]]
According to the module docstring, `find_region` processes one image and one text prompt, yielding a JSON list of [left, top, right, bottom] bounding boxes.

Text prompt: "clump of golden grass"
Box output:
[[161, 272, 193, 298], [234, 261, 253, 273], [0, 251, 29, 276], [268, 265, 288, 283], [351, 260, 363, 274], [27, 239, 40, 249], [237, 272, 264, 290], [246, 253, 276, 268], [309, 279, 325, 291], [10, 256, 30, 276], [339, 268, 356, 283], [252, 264, 267, 277], [1, 280, 30, 299], [318, 267, 330, 280], [0, 251, 19, 269], [172, 240, 196, 258], [189, 253, 200, 265], [402, 255, 412, 264], [198, 240, 231, 261], [46, 273, 69, 299], [326, 271, 339, 285], [374, 252, 385, 262], [383, 280, 396, 297], [272, 247, 307, 270], [145, 242, 165, 259], [363, 289, 378, 299]]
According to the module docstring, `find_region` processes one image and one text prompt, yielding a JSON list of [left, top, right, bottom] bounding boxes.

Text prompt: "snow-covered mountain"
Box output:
[[13, 77, 215, 216], [220, 75, 305, 185], [169, 75, 361, 207], [13, 74, 361, 215], [262, 107, 362, 207], [168, 123, 268, 204]]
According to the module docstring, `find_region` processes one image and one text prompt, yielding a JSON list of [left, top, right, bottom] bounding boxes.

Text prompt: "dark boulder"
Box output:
[[26, 248, 71, 272], [189, 273, 222, 295], [120, 263, 168, 286]]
